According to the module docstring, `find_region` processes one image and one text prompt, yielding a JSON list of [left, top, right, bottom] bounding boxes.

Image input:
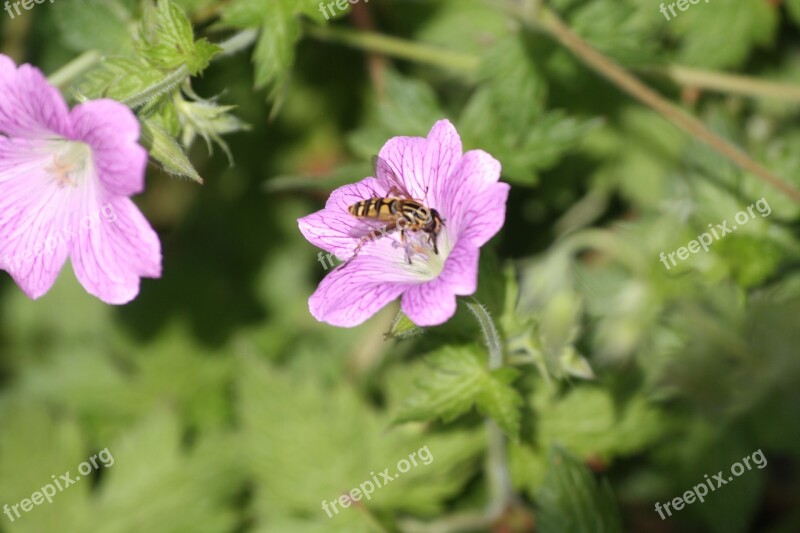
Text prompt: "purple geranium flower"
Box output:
[[0, 55, 161, 304], [298, 120, 510, 327]]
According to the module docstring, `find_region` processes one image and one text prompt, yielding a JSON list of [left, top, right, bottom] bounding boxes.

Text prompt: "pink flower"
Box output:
[[0, 55, 161, 304], [298, 120, 510, 327]]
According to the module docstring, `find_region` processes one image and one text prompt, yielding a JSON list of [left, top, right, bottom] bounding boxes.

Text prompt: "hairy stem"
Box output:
[[400, 300, 514, 533], [305, 24, 480, 74], [519, 4, 800, 203], [217, 29, 259, 57], [465, 299, 513, 520], [465, 299, 504, 371]]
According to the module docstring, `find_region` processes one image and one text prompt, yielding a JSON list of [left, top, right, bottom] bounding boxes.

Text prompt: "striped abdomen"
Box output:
[[348, 197, 402, 221]]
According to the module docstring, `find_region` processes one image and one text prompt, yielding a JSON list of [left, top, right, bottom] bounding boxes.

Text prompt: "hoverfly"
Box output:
[[343, 156, 443, 266]]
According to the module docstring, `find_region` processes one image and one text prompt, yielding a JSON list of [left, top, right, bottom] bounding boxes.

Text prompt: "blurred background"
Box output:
[[1, 0, 799, 531]]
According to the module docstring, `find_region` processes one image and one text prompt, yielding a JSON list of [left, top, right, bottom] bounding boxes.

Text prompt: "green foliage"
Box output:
[[140, 118, 204, 182], [348, 70, 445, 158], [535, 448, 623, 533], [52, 0, 134, 54], [138, 0, 221, 75], [239, 356, 484, 525], [668, 0, 778, 69], [459, 35, 591, 185], [6, 0, 800, 530], [395, 345, 523, 439], [222, 0, 328, 96]]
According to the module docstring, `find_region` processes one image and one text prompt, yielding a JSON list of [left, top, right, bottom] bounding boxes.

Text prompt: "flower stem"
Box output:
[[639, 64, 800, 103], [121, 65, 189, 109], [217, 29, 259, 57], [465, 299, 503, 371], [304, 24, 480, 75], [47, 50, 102, 89], [465, 299, 514, 521], [514, 3, 800, 203]]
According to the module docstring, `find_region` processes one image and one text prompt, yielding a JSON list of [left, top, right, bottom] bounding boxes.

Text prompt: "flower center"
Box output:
[[395, 228, 453, 281], [44, 140, 92, 188]]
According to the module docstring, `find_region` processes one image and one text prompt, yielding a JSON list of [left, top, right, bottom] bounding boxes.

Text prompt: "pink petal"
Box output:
[[309, 257, 411, 327], [69, 99, 148, 197], [70, 197, 161, 305], [0, 54, 15, 78], [0, 138, 72, 298], [400, 239, 479, 326], [0, 62, 71, 139], [377, 119, 462, 207], [422, 120, 463, 206], [442, 150, 508, 246], [299, 177, 388, 259], [458, 181, 510, 247], [401, 276, 458, 327], [325, 176, 386, 211]]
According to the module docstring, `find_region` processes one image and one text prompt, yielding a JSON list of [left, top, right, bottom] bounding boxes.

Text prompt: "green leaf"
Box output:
[[395, 345, 523, 439], [460, 91, 593, 186], [536, 447, 623, 533], [669, 0, 778, 69], [347, 70, 445, 158], [53, 0, 134, 54], [238, 356, 484, 522], [138, 0, 221, 75], [139, 118, 204, 183], [789, 0, 800, 25], [570, 0, 663, 66], [222, 0, 327, 95], [533, 386, 667, 462], [175, 93, 250, 163], [385, 310, 427, 340], [414, 0, 508, 57], [75, 411, 241, 533], [76, 57, 172, 103], [456, 32, 592, 185]]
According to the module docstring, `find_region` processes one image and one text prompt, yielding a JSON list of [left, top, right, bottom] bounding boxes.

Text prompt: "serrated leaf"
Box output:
[[459, 91, 592, 186], [238, 356, 484, 521], [175, 94, 250, 163], [140, 118, 203, 183], [76, 57, 171, 103], [222, 0, 327, 95], [395, 345, 523, 438], [385, 310, 427, 340], [138, 0, 221, 75], [536, 447, 623, 533]]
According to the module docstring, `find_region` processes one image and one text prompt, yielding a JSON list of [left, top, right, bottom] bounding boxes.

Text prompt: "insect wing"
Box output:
[[373, 155, 412, 199]]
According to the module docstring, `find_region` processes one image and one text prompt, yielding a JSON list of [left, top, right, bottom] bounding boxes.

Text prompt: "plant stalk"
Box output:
[[305, 24, 480, 74], [521, 4, 800, 203]]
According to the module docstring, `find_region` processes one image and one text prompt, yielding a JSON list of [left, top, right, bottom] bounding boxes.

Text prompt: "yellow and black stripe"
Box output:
[[349, 198, 401, 221]]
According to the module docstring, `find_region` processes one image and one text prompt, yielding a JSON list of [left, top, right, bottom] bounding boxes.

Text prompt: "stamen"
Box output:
[[44, 140, 91, 188]]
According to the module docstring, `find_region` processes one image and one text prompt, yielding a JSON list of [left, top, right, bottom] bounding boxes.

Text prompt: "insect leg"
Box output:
[[337, 222, 397, 270]]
